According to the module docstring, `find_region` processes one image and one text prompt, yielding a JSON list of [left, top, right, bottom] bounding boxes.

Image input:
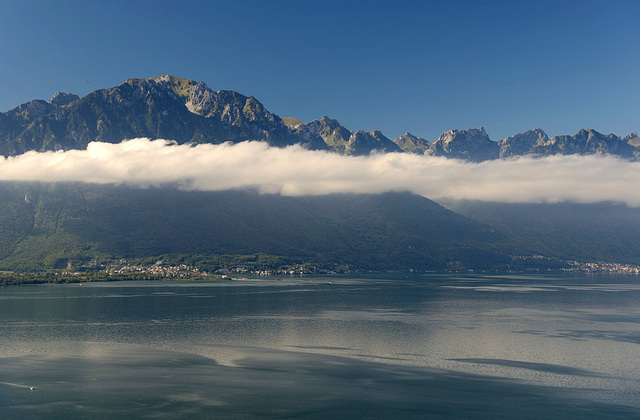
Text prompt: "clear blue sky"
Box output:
[[1, 0, 638, 141]]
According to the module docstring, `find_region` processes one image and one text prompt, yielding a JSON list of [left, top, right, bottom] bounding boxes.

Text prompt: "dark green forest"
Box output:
[[0, 182, 514, 273], [1, 181, 639, 277]]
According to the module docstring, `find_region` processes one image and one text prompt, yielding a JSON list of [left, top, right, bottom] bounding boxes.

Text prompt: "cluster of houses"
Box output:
[[565, 261, 640, 274], [104, 261, 210, 277]]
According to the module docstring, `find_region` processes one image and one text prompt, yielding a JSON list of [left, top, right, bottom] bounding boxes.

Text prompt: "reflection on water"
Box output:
[[2, 274, 640, 418]]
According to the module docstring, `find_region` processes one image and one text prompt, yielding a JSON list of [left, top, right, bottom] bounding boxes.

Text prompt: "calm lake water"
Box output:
[[2, 273, 640, 419]]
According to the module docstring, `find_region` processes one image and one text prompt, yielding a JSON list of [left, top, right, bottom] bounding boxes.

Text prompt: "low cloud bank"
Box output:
[[1, 138, 639, 206]]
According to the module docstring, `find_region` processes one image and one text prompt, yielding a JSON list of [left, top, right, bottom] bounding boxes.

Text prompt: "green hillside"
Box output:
[[0, 183, 511, 272], [4, 182, 637, 274]]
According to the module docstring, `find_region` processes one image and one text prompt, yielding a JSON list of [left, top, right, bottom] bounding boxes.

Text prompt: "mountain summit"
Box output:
[[394, 133, 431, 154], [291, 116, 401, 155], [426, 128, 499, 162], [497, 129, 548, 158], [0, 75, 324, 155]]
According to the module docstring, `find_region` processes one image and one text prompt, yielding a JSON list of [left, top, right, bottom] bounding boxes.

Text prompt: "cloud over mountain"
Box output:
[[1, 138, 639, 206]]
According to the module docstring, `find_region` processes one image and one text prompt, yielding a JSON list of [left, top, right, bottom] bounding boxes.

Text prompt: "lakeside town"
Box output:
[[3, 255, 640, 287], [71, 257, 640, 278]]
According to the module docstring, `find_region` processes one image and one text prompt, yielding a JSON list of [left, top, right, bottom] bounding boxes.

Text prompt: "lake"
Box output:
[[2, 273, 640, 419]]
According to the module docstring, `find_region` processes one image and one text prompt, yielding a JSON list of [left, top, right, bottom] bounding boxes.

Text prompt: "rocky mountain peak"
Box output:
[[345, 130, 401, 156], [123, 75, 204, 105], [498, 128, 548, 158], [152, 74, 185, 84], [427, 127, 498, 162], [282, 117, 305, 128], [147, 75, 210, 112], [291, 117, 351, 153], [436, 127, 489, 145], [317, 116, 342, 129], [394, 132, 431, 154], [8, 99, 55, 122], [48, 92, 80, 107], [571, 129, 624, 147], [624, 132, 640, 147]]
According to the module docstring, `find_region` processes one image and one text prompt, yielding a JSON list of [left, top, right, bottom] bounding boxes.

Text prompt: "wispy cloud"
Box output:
[[1, 138, 639, 206]]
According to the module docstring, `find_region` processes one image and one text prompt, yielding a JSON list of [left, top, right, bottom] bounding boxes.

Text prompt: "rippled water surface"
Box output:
[[2, 273, 640, 418]]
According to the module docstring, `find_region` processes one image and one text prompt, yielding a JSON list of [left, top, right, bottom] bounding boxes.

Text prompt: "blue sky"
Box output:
[[1, 0, 638, 141]]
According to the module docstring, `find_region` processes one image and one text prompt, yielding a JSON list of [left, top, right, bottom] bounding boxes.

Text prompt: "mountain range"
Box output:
[[1, 75, 638, 161]]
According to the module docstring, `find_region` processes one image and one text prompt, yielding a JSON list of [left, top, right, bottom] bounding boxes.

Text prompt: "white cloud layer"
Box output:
[[1, 138, 639, 206]]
